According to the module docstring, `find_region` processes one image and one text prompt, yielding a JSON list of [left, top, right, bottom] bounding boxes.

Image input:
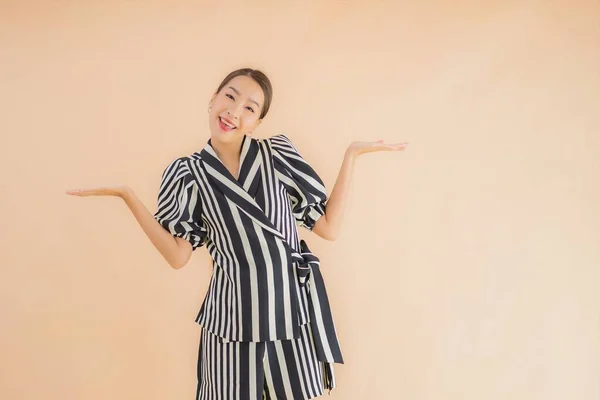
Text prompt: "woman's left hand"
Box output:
[[346, 140, 409, 157], [65, 185, 130, 198]]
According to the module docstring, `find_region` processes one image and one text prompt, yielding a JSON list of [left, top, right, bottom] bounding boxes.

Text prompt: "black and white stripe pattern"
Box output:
[[197, 322, 334, 400], [154, 134, 344, 368]]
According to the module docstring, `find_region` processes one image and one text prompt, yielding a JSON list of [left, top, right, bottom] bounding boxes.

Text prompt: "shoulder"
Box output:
[[266, 134, 300, 155], [168, 152, 203, 167], [267, 133, 293, 146], [160, 154, 200, 179]]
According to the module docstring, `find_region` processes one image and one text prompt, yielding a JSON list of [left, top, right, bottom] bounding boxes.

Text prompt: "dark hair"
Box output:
[[215, 68, 273, 119]]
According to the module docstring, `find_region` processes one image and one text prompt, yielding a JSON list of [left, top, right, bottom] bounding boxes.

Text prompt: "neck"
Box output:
[[211, 135, 244, 162]]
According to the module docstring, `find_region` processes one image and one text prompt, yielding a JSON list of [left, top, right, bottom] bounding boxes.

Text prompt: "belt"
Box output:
[[290, 240, 344, 364]]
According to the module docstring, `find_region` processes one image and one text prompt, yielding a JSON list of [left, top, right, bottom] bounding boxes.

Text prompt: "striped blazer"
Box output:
[[153, 134, 343, 364]]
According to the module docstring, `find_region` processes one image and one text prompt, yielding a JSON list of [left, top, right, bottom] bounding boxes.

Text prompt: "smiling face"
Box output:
[[208, 75, 265, 145]]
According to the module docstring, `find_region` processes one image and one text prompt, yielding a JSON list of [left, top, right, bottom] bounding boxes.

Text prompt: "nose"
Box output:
[[227, 104, 243, 119]]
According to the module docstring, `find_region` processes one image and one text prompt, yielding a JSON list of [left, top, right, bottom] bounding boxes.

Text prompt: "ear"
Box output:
[[208, 93, 217, 108]]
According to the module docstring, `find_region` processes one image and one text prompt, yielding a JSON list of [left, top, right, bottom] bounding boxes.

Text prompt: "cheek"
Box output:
[[211, 96, 227, 110], [241, 115, 258, 129]]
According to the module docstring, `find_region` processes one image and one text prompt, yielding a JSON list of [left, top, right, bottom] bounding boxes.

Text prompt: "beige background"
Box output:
[[1, 0, 599, 399]]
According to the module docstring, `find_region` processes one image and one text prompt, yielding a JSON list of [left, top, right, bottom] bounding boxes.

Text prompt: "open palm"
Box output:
[[348, 140, 408, 156], [65, 185, 128, 197]]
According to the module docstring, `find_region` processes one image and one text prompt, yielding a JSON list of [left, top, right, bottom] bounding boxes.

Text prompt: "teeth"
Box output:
[[220, 117, 236, 129]]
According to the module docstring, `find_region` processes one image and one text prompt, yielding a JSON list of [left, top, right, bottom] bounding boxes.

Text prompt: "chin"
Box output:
[[210, 130, 243, 144]]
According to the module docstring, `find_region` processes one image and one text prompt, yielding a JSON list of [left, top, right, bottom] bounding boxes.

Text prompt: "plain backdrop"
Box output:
[[1, 0, 599, 399]]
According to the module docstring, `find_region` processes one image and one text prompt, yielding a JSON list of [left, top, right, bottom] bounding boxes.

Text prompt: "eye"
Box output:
[[246, 106, 255, 113], [226, 93, 235, 100]]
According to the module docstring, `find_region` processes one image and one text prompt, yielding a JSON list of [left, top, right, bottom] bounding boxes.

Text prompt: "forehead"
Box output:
[[223, 75, 265, 103]]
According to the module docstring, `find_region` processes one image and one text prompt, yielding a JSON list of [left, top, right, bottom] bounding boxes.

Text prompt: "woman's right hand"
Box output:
[[66, 184, 191, 268], [65, 185, 131, 198]]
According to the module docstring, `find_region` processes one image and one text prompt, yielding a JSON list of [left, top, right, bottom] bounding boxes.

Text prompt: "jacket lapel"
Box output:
[[237, 134, 262, 197], [200, 135, 286, 241]]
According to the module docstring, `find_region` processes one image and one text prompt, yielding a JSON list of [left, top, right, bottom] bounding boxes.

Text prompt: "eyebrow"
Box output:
[[227, 86, 261, 109]]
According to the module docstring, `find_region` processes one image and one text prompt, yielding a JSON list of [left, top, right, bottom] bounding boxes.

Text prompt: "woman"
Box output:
[[67, 68, 408, 399]]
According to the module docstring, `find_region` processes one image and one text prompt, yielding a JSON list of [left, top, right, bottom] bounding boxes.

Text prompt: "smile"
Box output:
[[218, 117, 237, 132]]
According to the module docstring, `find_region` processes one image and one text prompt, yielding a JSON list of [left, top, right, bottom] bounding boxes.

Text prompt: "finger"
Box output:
[[370, 144, 395, 151], [380, 144, 406, 151]]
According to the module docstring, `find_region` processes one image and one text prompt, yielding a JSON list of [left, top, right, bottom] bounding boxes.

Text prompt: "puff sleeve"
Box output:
[[153, 158, 207, 250], [270, 134, 328, 231]]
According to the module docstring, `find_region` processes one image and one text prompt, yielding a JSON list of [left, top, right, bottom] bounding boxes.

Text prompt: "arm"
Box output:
[[66, 185, 192, 270], [312, 139, 408, 241], [121, 187, 193, 269], [312, 150, 356, 241]]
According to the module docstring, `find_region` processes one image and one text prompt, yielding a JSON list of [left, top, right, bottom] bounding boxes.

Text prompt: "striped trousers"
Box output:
[[196, 322, 336, 399]]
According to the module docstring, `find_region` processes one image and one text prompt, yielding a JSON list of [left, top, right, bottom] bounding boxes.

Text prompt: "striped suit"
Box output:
[[154, 134, 343, 399]]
